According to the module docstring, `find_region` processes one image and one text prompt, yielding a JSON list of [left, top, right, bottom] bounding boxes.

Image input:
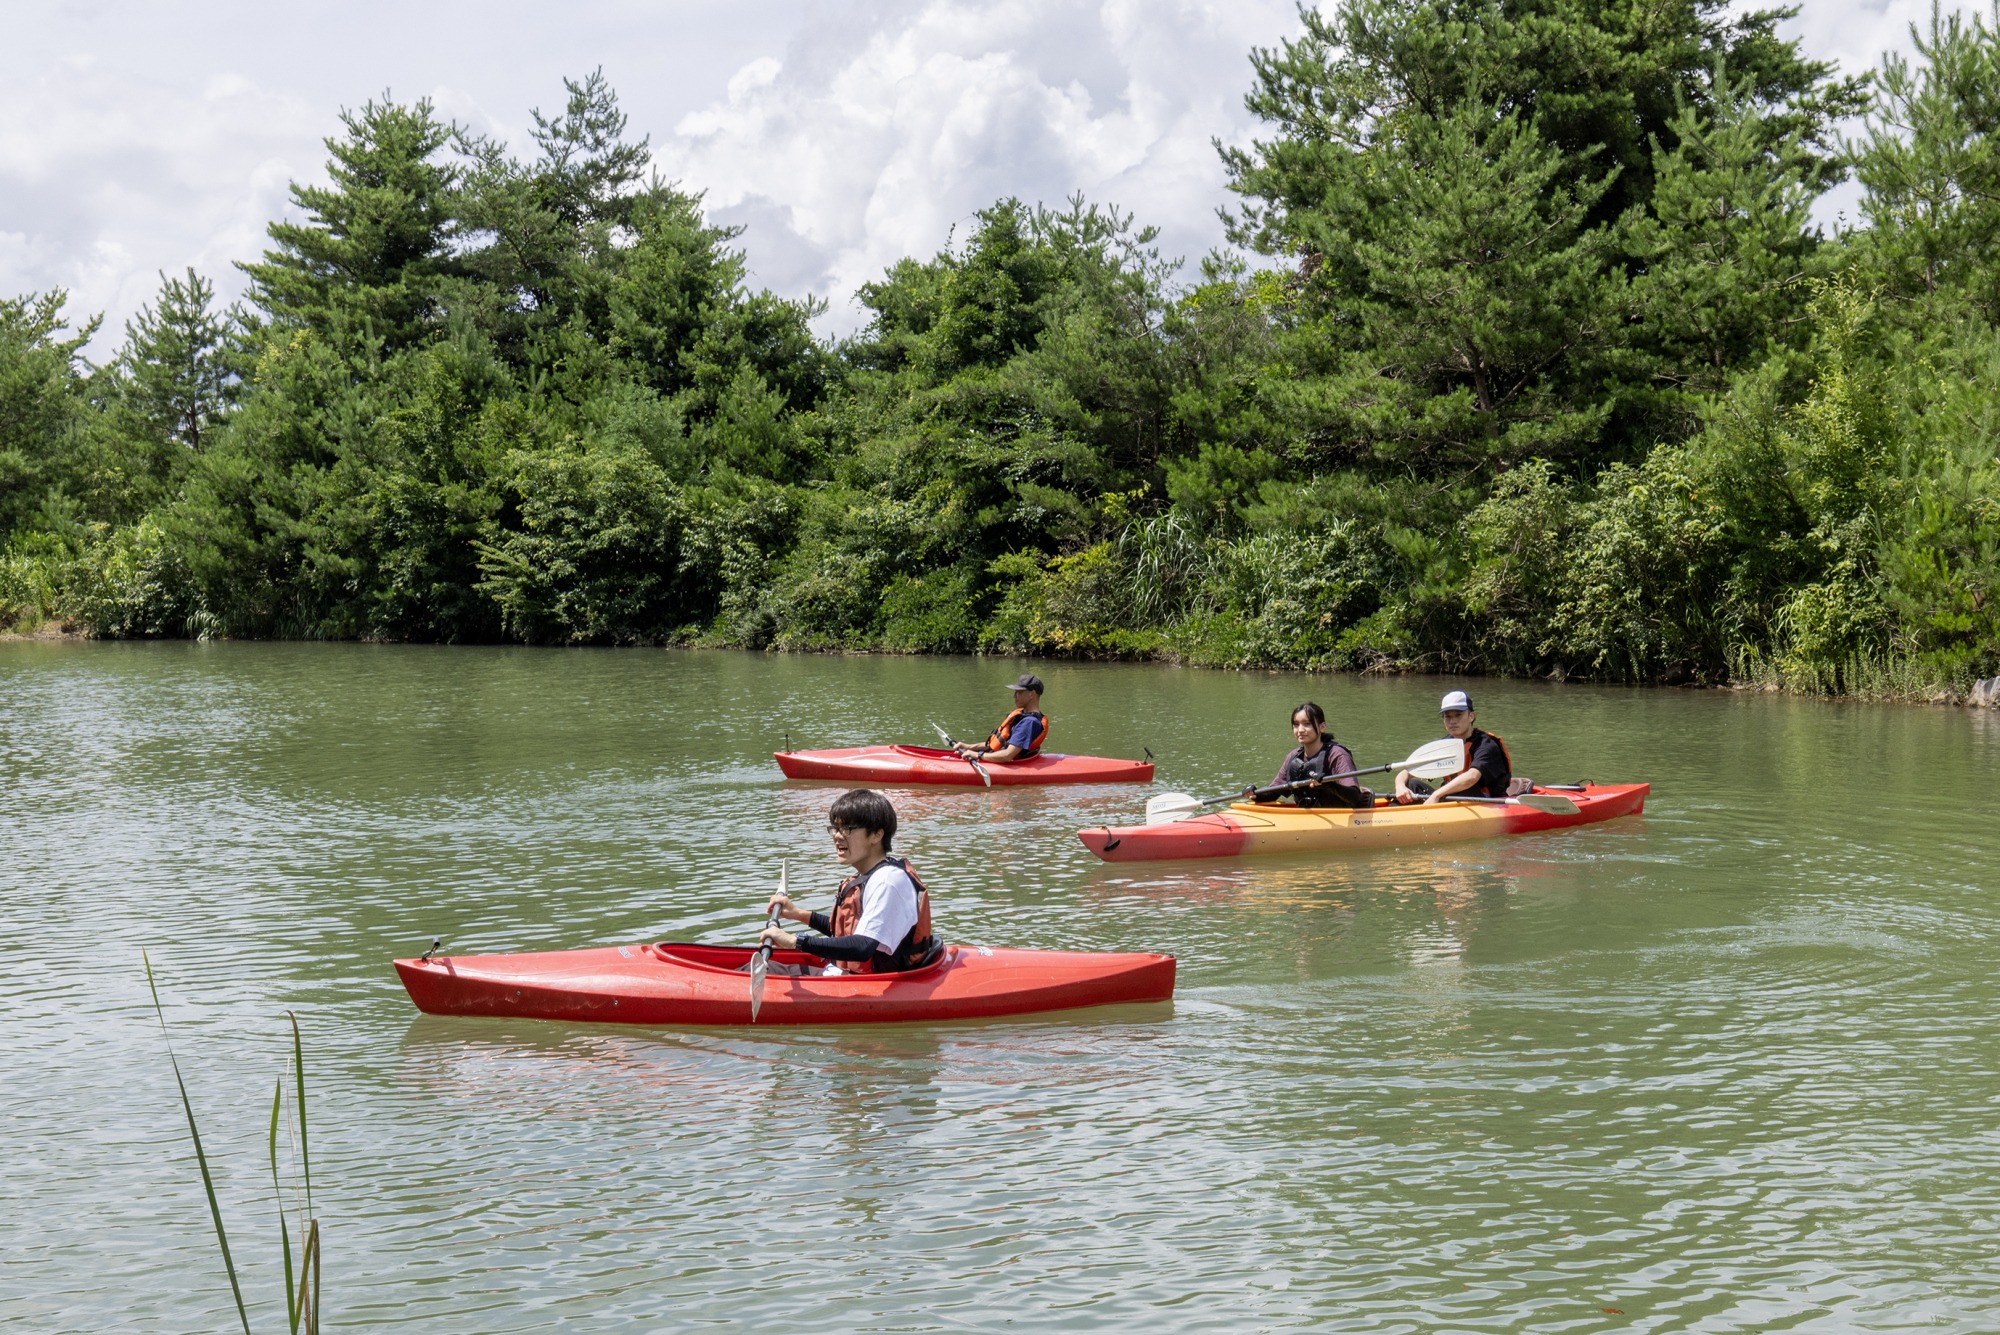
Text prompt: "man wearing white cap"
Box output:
[[952, 673, 1049, 762], [1394, 690, 1513, 804]]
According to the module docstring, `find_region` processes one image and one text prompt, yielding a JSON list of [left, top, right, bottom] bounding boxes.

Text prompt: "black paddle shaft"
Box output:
[[1211, 760, 1396, 809]]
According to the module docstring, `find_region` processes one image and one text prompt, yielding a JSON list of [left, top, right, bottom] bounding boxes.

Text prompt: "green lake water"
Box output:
[[3, 641, 1998, 1331]]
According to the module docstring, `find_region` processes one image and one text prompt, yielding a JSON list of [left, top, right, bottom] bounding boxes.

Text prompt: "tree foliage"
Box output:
[[4, 10, 1998, 697]]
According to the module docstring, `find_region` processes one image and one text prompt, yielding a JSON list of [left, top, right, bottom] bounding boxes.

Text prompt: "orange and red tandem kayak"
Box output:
[[395, 942, 1176, 1025], [775, 744, 1153, 786], [1077, 782, 1649, 862]]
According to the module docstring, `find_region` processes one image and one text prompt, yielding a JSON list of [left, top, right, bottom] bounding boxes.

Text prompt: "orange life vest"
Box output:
[[985, 708, 1048, 756], [827, 855, 938, 974], [1461, 729, 1514, 796]]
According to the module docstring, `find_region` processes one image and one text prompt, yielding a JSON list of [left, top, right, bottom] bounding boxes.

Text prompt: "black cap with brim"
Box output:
[[1005, 674, 1045, 693]]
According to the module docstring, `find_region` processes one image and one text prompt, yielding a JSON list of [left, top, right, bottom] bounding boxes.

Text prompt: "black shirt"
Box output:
[[1460, 728, 1512, 798]]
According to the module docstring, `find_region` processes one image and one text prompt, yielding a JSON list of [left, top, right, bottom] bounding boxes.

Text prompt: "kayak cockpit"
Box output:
[[649, 942, 957, 980]]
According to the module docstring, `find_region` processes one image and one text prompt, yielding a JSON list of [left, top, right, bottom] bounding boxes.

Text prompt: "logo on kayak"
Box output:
[[976, 946, 993, 956], [618, 946, 633, 958]]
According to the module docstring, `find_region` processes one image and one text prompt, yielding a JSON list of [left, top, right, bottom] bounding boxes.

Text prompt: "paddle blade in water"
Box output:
[[1514, 793, 1580, 815], [749, 859, 787, 1023], [748, 949, 768, 1023]]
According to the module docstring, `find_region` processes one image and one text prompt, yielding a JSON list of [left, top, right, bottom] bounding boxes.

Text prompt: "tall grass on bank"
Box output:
[[1727, 645, 1977, 703], [145, 954, 320, 1334]]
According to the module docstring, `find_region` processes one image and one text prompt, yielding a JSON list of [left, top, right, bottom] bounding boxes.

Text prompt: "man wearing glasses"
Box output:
[[757, 789, 940, 975]]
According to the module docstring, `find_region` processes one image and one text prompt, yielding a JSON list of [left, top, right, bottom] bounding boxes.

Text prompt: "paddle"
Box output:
[[1144, 737, 1466, 825], [748, 859, 787, 1024], [1437, 792, 1580, 815], [928, 720, 993, 787]]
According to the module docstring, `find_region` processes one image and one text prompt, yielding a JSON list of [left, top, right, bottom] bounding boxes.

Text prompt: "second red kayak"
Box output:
[[776, 744, 1153, 786], [395, 941, 1175, 1025]]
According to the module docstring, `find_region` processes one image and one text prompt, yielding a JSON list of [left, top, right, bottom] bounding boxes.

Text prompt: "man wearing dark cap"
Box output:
[[1394, 689, 1512, 804], [953, 674, 1050, 762]]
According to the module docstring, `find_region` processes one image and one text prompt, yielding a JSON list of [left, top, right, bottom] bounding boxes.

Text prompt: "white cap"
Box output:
[[1440, 690, 1473, 713]]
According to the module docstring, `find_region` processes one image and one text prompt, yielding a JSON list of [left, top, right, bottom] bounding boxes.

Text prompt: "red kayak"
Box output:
[[775, 744, 1153, 786], [395, 942, 1176, 1025], [1078, 782, 1649, 862]]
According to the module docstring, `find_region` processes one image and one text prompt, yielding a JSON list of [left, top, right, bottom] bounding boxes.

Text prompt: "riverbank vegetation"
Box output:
[[5, 2, 1998, 698]]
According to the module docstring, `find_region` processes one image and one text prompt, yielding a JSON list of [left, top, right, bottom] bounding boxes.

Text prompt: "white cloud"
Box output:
[[0, 57, 319, 348], [661, 0, 1295, 327]]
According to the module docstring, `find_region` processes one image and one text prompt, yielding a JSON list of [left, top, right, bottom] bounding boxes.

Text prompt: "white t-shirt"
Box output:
[[824, 861, 920, 975]]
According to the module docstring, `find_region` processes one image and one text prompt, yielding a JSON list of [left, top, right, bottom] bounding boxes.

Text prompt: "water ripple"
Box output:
[[3, 644, 1998, 1331]]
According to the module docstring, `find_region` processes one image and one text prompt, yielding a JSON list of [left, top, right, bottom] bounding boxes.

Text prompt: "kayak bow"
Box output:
[[775, 744, 1153, 786], [1078, 782, 1649, 861], [396, 942, 1175, 1025]]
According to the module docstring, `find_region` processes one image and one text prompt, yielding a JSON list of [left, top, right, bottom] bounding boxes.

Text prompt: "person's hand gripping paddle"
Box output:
[[1143, 737, 1467, 825], [748, 859, 787, 1024], [929, 721, 992, 787]]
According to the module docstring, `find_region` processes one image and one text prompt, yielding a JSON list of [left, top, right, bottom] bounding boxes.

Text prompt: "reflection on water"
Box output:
[[4, 641, 2000, 1331]]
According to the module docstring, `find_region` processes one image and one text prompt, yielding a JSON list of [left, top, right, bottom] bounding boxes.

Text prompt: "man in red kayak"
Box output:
[[952, 673, 1048, 762], [757, 789, 941, 975], [1394, 689, 1514, 804]]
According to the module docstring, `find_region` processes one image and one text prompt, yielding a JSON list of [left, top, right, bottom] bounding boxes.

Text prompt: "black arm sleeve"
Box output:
[[807, 911, 834, 935], [794, 933, 879, 963]]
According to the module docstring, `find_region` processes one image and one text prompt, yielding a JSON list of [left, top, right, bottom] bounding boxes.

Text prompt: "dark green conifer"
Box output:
[[239, 97, 460, 351], [117, 268, 234, 452]]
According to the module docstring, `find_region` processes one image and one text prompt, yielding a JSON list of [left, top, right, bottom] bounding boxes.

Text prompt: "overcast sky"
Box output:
[[0, 0, 1967, 355]]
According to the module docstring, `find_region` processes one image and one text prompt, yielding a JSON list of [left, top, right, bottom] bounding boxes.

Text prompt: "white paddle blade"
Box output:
[[1397, 737, 1465, 781], [1144, 792, 1204, 825], [749, 858, 789, 1024], [1514, 793, 1580, 815]]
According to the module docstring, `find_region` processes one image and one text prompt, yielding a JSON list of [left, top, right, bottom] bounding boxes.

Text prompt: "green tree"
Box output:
[[1225, 0, 1862, 470], [0, 291, 114, 538], [117, 268, 234, 452], [239, 96, 461, 351], [1626, 65, 1823, 398], [1244, 94, 1626, 468], [1850, 1, 2000, 320]]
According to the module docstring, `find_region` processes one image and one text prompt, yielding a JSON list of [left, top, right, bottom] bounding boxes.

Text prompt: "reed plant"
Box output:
[[1728, 644, 1974, 703], [144, 953, 320, 1334]]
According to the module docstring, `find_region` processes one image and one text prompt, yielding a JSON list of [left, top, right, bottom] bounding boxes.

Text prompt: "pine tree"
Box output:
[[1224, 0, 1862, 471], [238, 97, 460, 352], [527, 68, 651, 231], [1850, 1, 2000, 321], [118, 268, 233, 451], [1626, 65, 1822, 396], [1243, 94, 1624, 469], [0, 291, 98, 536]]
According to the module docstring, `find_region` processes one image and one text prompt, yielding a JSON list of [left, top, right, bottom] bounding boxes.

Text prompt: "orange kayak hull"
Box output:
[[1077, 783, 1650, 862]]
